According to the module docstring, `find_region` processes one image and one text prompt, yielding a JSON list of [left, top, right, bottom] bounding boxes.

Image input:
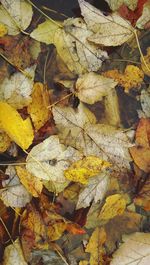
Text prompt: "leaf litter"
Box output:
[[0, 0, 150, 264]]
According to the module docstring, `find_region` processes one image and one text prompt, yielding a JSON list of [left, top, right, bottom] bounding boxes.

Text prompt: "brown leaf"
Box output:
[[130, 146, 150, 172], [134, 174, 150, 211]]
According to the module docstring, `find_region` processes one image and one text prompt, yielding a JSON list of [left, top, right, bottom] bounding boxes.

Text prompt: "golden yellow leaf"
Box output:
[[0, 102, 34, 149], [0, 23, 7, 37], [103, 65, 144, 93], [64, 156, 111, 185], [79, 261, 89, 265], [16, 166, 43, 197], [86, 227, 106, 265], [141, 47, 150, 77], [99, 194, 126, 221], [0, 131, 11, 152], [27, 82, 50, 131]]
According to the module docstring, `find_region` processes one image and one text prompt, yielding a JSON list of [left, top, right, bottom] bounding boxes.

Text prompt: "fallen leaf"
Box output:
[[26, 135, 82, 193], [0, 22, 7, 37], [110, 232, 150, 265], [75, 72, 118, 104], [76, 172, 110, 209], [79, 0, 134, 46], [0, 166, 31, 207], [99, 194, 126, 221], [140, 87, 150, 118], [103, 65, 144, 93], [64, 156, 110, 185], [1, 0, 33, 34], [0, 131, 11, 152], [106, 0, 138, 11], [136, 0, 150, 28], [134, 174, 150, 211], [3, 238, 28, 265], [0, 65, 36, 109], [16, 166, 43, 197], [0, 5, 19, 35], [27, 82, 50, 131], [30, 249, 67, 265], [66, 223, 86, 235], [86, 227, 106, 265], [135, 118, 150, 147], [130, 146, 150, 172], [141, 47, 150, 77], [79, 261, 89, 265], [0, 102, 34, 150]]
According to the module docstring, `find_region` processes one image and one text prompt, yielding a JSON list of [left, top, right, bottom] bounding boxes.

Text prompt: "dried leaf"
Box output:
[[0, 166, 31, 207], [0, 22, 7, 37], [135, 118, 150, 147], [3, 239, 28, 265], [0, 102, 34, 150], [1, 0, 33, 33], [110, 232, 150, 265], [86, 227, 106, 265], [103, 65, 144, 93], [75, 72, 118, 104], [99, 194, 126, 221], [0, 5, 19, 35], [141, 47, 150, 77], [134, 174, 150, 211], [0, 66, 35, 109], [106, 0, 138, 11], [0, 131, 11, 152], [136, 0, 150, 28], [27, 82, 50, 131], [65, 156, 110, 185], [26, 135, 82, 193], [79, 0, 134, 46], [140, 88, 150, 118], [76, 172, 110, 209], [16, 166, 43, 197]]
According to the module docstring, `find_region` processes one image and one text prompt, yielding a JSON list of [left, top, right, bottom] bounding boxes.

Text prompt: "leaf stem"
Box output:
[[47, 93, 73, 109]]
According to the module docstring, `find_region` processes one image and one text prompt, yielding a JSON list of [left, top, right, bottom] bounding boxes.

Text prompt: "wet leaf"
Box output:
[[0, 102, 34, 150]]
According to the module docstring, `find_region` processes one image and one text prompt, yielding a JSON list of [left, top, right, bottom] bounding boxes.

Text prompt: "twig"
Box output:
[[47, 93, 73, 109]]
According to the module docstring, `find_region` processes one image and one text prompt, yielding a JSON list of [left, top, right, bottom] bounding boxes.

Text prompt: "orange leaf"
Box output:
[[66, 223, 86, 235]]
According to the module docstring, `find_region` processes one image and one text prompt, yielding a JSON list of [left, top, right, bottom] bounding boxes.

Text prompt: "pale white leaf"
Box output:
[[0, 65, 36, 109], [136, 1, 150, 29], [140, 88, 150, 118], [0, 5, 19, 35], [0, 166, 31, 208], [3, 239, 27, 265], [75, 72, 118, 104], [110, 232, 150, 265], [1, 0, 33, 32], [106, 0, 138, 11], [31, 249, 67, 265], [76, 172, 109, 209], [78, 0, 134, 46], [26, 135, 82, 193]]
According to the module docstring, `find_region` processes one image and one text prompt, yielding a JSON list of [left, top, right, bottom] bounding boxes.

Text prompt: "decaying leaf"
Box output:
[[103, 65, 144, 93], [0, 166, 31, 208], [0, 65, 36, 109], [136, 0, 150, 29], [79, 0, 134, 46], [140, 87, 150, 118], [99, 194, 126, 221], [75, 72, 118, 104], [64, 156, 110, 185], [27, 82, 50, 131], [134, 174, 150, 211], [86, 227, 106, 265], [106, 0, 138, 11], [26, 135, 82, 193], [0, 131, 11, 152], [30, 249, 67, 265], [0, 102, 34, 150], [76, 172, 110, 209], [110, 232, 150, 265], [3, 238, 28, 265], [1, 0, 33, 34], [16, 166, 43, 197], [141, 47, 150, 77]]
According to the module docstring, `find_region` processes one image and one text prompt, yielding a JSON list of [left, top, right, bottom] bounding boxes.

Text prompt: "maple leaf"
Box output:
[[0, 65, 36, 109], [78, 0, 134, 46], [64, 156, 111, 185], [3, 238, 28, 265], [75, 72, 118, 104], [0, 166, 31, 208], [1, 0, 33, 34], [76, 172, 110, 209], [27, 82, 50, 131], [85, 227, 106, 265], [99, 194, 126, 221], [110, 232, 150, 265], [26, 135, 82, 193], [106, 0, 138, 11], [0, 131, 11, 152], [0, 102, 34, 150]]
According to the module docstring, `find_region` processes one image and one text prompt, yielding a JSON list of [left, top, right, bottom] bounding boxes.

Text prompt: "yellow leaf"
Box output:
[[79, 261, 89, 265], [0, 23, 7, 37], [0, 102, 34, 149], [103, 65, 144, 93], [0, 131, 11, 152], [99, 194, 126, 221], [16, 166, 43, 197], [27, 82, 50, 131], [86, 227, 106, 265], [64, 156, 111, 185]]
